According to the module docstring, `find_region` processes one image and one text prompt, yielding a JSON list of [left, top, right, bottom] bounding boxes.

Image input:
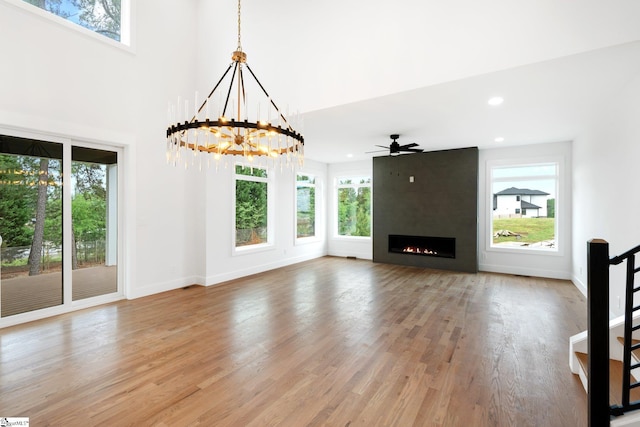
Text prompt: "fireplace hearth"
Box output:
[[388, 234, 455, 259]]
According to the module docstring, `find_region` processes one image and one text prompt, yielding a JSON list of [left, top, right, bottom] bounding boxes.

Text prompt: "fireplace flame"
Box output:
[[402, 246, 438, 255]]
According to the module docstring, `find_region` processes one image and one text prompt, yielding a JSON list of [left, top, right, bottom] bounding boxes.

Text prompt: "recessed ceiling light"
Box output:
[[346, 153, 353, 158], [494, 137, 505, 142], [488, 96, 504, 106]]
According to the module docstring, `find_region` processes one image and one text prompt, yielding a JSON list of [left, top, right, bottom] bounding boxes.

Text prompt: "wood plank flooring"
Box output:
[[0, 257, 588, 426]]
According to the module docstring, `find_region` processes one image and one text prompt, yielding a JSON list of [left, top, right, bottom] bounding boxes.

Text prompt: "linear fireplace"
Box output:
[[388, 234, 455, 259], [373, 147, 478, 272]]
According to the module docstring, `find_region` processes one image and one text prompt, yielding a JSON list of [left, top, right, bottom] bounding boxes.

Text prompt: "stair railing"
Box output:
[[588, 239, 640, 426]]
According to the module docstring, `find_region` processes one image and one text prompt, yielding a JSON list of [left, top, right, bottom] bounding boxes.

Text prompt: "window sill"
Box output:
[[233, 242, 275, 256]]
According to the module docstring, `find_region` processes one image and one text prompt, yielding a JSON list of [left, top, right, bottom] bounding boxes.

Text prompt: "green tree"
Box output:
[[338, 179, 371, 237], [355, 187, 371, 236], [0, 155, 34, 247], [235, 165, 268, 246], [72, 162, 107, 267], [24, 0, 121, 42], [338, 187, 356, 235], [547, 198, 555, 218]]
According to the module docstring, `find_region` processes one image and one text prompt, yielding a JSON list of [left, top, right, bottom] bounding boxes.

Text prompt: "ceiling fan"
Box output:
[[368, 134, 424, 155]]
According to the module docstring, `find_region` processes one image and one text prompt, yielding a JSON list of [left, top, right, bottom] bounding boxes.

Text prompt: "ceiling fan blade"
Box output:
[[366, 149, 389, 154], [374, 145, 389, 149], [400, 143, 418, 149], [401, 148, 423, 152]]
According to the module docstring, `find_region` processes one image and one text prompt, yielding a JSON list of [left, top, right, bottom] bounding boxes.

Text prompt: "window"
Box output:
[[491, 162, 558, 251], [296, 173, 316, 239], [234, 164, 271, 248], [337, 177, 371, 237], [17, 0, 129, 44]]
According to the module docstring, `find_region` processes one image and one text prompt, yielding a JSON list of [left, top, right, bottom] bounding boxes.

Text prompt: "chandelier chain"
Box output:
[[237, 0, 242, 51]]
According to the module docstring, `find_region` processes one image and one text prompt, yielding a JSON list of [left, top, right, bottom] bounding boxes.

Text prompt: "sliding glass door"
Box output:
[[71, 146, 118, 301], [0, 135, 120, 319]]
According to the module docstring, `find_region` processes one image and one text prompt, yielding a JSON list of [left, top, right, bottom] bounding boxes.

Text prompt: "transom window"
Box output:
[[15, 0, 129, 44]]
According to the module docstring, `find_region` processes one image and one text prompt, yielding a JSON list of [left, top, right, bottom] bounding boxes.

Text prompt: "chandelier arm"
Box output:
[[195, 63, 235, 119], [244, 64, 294, 132], [222, 62, 240, 118], [238, 66, 247, 119]]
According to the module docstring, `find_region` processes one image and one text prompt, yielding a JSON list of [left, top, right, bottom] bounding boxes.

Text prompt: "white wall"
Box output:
[[326, 160, 373, 259], [479, 141, 573, 280], [572, 73, 640, 316]]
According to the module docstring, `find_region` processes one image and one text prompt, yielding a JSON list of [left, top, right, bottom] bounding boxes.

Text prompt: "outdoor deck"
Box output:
[[0, 266, 117, 317]]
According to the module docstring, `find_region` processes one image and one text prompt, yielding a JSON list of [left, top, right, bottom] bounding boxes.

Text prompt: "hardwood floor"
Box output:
[[0, 257, 587, 426]]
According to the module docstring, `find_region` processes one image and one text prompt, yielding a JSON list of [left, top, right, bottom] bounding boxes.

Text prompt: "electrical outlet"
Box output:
[[618, 296, 621, 309]]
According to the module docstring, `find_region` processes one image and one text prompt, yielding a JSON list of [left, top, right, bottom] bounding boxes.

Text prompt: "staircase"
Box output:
[[571, 320, 640, 426], [577, 240, 640, 426]]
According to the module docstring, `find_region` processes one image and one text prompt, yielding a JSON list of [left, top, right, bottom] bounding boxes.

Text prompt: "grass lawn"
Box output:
[[493, 217, 555, 244]]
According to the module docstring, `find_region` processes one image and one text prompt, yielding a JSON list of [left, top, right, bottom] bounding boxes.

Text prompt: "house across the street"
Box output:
[[493, 187, 550, 218]]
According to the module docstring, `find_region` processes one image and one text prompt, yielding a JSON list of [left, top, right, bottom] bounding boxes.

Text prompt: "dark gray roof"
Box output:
[[521, 200, 541, 209], [495, 186, 549, 196]]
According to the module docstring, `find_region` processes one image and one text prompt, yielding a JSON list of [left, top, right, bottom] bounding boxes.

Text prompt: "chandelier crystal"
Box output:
[[166, 0, 304, 169]]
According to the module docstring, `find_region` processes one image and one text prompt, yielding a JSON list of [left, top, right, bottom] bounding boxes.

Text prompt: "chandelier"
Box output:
[[165, 0, 304, 169]]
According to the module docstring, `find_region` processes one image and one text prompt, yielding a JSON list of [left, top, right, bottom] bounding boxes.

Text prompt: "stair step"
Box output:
[[576, 352, 640, 406], [617, 337, 640, 361]]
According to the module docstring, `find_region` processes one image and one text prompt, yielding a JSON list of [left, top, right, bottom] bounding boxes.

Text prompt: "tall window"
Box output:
[[296, 173, 316, 239], [18, 0, 127, 44], [235, 164, 271, 248], [337, 177, 371, 237], [490, 162, 558, 251]]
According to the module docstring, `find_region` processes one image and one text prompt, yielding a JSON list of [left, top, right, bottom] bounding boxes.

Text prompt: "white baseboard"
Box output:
[[326, 250, 372, 260], [479, 263, 571, 280], [128, 275, 204, 299], [205, 252, 326, 287], [571, 274, 587, 297]]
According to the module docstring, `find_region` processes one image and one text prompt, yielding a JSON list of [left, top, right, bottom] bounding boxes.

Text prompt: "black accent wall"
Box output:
[[372, 147, 478, 273]]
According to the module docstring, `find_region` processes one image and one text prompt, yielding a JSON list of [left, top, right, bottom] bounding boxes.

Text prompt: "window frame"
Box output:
[[295, 172, 319, 244], [334, 175, 372, 239], [3, 0, 134, 50], [232, 163, 274, 255], [487, 158, 561, 255]]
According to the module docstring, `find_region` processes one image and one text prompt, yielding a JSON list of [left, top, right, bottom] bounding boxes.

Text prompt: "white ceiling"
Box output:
[[201, 0, 640, 163]]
